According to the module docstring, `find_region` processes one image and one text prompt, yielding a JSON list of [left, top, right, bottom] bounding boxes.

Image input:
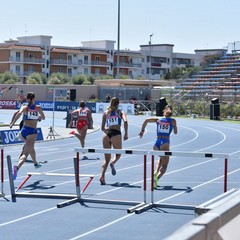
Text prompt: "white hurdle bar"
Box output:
[[0, 146, 4, 197], [57, 148, 148, 212], [6, 155, 93, 202], [134, 150, 229, 214]]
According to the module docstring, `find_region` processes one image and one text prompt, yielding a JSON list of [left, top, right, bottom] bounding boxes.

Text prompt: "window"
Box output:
[[28, 52, 34, 58], [84, 55, 88, 64], [95, 68, 100, 75], [67, 68, 72, 76], [84, 68, 88, 74], [15, 65, 20, 74], [95, 56, 100, 63], [28, 66, 34, 73], [120, 57, 126, 63], [16, 52, 20, 61]]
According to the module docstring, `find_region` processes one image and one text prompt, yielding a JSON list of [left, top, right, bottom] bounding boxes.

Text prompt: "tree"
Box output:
[[72, 74, 87, 85], [48, 73, 70, 84], [0, 71, 18, 84], [26, 73, 47, 84]]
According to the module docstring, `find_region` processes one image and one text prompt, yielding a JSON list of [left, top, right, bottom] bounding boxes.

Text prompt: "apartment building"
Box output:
[[0, 35, 201, 82]]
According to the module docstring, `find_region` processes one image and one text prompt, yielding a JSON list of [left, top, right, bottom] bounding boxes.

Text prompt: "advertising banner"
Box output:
[[0, 100, 16, 109], [0, 128, 44, 144], [95, 103, 134, 115]]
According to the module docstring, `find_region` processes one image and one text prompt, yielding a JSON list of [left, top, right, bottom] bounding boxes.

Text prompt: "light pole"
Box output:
[[149, 34, 153, 80], [116, 0, 120, 79]]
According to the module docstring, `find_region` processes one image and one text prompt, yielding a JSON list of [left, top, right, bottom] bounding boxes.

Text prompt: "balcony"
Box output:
[[50, 59, 90, 66], [91, 60, 111, 66], [9, 57, 45, 64], [113, 62, 142, 68]]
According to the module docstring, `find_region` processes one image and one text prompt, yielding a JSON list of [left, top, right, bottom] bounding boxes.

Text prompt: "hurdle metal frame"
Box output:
[[0, 145, 4, 198], [57, 148, 148, 212], [134, 150, 229, 214], [7, 155, 94, 202]]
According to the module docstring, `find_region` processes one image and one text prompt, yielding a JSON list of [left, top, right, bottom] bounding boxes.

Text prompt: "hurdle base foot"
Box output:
[[127, 202, 146, 213], [57, 197, 80, 208], [135, 203, 154, 214]]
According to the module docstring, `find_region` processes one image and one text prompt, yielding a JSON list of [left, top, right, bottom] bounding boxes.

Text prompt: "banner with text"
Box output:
[[0, 128, 44, 144]]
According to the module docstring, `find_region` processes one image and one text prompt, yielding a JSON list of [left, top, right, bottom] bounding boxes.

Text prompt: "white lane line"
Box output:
[[69, 214, 134, 240], [156, 168, 240, 204], [68, 167, 240, 240], [0, 207, 56, 227]]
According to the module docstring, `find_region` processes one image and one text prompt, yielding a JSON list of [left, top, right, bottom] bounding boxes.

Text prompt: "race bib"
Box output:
[[157, 122, 170, 134], [107, 116, 118, 126], [27, 110, 39, 120], [79, 111, 87, 117]]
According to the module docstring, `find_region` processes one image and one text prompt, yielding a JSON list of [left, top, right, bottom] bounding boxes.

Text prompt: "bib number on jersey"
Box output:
[[28, 110, 39, 120], [157, 122, 170, 134], [107, 116, 118, 126]]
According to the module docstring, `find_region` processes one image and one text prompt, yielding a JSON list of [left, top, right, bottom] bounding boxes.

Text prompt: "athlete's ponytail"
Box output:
[[107, 97, 119, 114]]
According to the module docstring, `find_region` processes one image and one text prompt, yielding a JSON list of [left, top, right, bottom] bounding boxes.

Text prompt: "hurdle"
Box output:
[[0, 145, 4, 198], [57, 148, 148, 212], [135, 150, 229, 214], [7, 155, 94, 202]]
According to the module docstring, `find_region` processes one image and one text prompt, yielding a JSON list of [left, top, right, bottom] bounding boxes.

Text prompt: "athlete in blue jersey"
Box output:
[[99, 97, 128, 185], [139, 105, 177, 189], [9, 92, 45, 180]]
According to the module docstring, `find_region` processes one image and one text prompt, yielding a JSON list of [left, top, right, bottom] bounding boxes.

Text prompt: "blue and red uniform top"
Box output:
[[156, 117, 173, 137], [106, 110, 122, 127]]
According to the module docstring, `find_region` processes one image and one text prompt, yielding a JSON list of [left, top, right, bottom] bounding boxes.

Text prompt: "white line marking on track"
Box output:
[[0, 207, 56, 227], [69, 214, 134, 240]]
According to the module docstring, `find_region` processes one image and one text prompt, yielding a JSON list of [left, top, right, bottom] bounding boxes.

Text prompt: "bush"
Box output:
[[48, 73, 70, 84], [72, 74, 87, 85], [26, 73, 47, 84], [0, 71, 18, 83]]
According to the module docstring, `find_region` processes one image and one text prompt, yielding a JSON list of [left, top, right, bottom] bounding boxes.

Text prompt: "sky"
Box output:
[[1, 0, 240, 53]]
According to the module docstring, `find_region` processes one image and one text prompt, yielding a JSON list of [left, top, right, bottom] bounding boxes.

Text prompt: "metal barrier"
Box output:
[[6, 149, 230, 216], [7, 155, 94, 202], [134, 150, 229, 214], [57, 148, 148, 212]]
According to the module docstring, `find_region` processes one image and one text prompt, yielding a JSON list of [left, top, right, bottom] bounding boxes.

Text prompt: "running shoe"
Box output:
[[154, 174, 158, 189], [110, 162, 116, 176], [99, 176, 106, 185], [34, 163, 42, 169], [12, 166, 18, 180], [69, 130, 76, 135]]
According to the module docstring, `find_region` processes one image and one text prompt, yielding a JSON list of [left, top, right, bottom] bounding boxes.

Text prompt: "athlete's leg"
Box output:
[[75, 126, 88, 148], [156, 142, 170, 180], [17, 134, 37, 169], [110, 135, 122, 164], [100, 134, 112, 184], [109, 135, 122, 175]]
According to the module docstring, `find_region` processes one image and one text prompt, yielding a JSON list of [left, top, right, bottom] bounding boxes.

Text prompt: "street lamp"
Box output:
[[116, 0, 120, 79], [149, 34, 153, 80]]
